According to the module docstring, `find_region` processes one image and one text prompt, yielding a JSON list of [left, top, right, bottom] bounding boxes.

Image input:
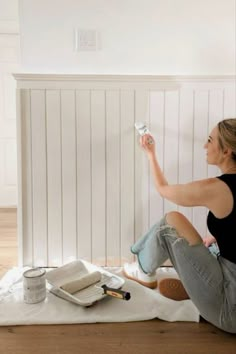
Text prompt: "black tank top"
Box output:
[[207, 174, 236, 264]]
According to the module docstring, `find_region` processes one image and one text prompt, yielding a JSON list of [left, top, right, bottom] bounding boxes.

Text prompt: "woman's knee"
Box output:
[[166, 211, 185, 221], [166, 211, 203, 246], [166, 211, 188, 228]]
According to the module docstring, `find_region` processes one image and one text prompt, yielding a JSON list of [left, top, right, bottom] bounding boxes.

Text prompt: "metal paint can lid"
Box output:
[[23, 268, 46, 278]]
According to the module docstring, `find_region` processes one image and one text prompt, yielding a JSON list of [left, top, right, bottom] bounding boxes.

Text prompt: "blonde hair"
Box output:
[[217, 118, 236, 161]]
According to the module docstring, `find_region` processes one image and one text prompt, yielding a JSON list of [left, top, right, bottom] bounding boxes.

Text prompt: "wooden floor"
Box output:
[[0, 208, 18, 278], [0, 208, 236, 354]]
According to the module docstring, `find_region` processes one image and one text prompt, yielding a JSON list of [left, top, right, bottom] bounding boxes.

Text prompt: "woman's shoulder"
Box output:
[[192, 177, 219, 188], [202, 176, 234, 217], [194, 175, 235, 187], [189, 177, 228, 203], [190, 177, 233, 218], [198, 176, 232, 191]]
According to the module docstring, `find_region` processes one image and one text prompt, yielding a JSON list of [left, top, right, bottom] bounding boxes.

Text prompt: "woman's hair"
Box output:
[[217, 118, 236, 161]]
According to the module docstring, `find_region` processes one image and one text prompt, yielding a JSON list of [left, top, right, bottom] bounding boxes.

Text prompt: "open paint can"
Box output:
[[23, 268, 46, 304]]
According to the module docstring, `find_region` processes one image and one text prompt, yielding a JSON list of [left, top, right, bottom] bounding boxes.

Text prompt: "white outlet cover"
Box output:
[[75, 29, 98, 51]]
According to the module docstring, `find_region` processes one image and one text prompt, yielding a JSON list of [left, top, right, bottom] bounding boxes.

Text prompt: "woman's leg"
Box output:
[[130, 211, 206, 274], [126, 211, 227, 331], [158, 211, 203, 300], [165, 211, 203, 246]]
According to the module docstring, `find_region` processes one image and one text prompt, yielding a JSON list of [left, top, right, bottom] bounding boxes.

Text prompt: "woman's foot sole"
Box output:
[[123, 268, 157, 289], [158, 278, 189, 301]]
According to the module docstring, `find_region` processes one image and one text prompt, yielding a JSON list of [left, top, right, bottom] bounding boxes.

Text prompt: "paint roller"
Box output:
[[134, 122, 153, 144], [60, 271, 131, 300]]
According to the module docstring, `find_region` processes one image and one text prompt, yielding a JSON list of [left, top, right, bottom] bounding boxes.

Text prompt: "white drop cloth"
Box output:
[[0, 266, 199, 326]]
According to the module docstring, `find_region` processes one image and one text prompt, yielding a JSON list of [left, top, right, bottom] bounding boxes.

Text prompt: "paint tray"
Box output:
[[46, 260, 125, 306]]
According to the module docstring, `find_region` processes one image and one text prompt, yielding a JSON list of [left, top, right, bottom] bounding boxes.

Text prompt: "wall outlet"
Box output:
[[75, 29, 98, 51]]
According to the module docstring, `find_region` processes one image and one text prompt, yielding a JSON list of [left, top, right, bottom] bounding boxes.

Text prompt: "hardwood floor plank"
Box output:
[[0, 321, 236, 354], [0, 208, 18, 278]]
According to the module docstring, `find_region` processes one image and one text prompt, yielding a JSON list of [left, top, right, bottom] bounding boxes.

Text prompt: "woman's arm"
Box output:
[[140, 134, 217, 208]]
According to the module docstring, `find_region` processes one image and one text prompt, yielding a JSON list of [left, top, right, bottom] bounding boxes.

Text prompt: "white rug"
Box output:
[[0, 265, 199, 326]]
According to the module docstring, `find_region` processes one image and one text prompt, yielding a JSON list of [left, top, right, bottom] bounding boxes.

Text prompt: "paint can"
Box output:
[[23, 268, 46, 304]]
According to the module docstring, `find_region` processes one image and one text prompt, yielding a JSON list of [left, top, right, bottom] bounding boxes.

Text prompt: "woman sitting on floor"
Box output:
[[124, 118, 236, 334]]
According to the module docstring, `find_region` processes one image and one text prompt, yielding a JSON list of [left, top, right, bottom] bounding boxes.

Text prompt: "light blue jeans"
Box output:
[[131, 215, 236, 333]]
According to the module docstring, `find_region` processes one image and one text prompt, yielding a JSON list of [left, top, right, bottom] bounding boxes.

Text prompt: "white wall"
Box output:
[[0, 0, 19, 206], [0, 0, 18, 24], [19, 0, 235, 74]]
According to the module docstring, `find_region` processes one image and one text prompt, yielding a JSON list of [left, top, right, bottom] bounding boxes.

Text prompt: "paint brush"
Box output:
[[134, 122, 153, 144]]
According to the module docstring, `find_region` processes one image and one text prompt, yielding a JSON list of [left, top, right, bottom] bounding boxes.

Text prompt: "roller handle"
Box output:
[[101, 285, 131, 301]]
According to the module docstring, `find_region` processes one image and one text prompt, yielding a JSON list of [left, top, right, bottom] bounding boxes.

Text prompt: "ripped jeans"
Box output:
[[131, 215, 236, 333]]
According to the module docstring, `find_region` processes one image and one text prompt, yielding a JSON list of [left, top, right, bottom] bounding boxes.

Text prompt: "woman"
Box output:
[[123, 118, 236, 333]]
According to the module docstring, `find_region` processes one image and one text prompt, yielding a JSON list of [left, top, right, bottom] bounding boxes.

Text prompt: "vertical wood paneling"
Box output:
[[61, 90, 77, 263], [91, 90, 106, 265], [178, 89, 194, 221], [224, 86, 236, 117], [16, 89, 23, 266], [19, 89, 33, 266], [120, 90, 135, 263], [17, 77, 236, 267], [164, 91, 179, 214], [106, 90, 120, 266], [193, 90, 209, 237], [208, 90, 224, 178], [134, 90, 149, 241], [149, 91, 165, 226], [76, 90, 92, 263], [46, 90, 62, 267], [31, 90, 48, 266]]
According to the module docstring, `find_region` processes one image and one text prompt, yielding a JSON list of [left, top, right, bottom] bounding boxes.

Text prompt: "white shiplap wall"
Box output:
[[14, 74, 236, 267]]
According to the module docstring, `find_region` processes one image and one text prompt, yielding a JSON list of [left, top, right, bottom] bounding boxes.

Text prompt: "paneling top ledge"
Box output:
[[13, 73, 236, 90]]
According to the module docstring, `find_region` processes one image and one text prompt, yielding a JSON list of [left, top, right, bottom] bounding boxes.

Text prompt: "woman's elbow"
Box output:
[[157, 186, 168, 198]]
